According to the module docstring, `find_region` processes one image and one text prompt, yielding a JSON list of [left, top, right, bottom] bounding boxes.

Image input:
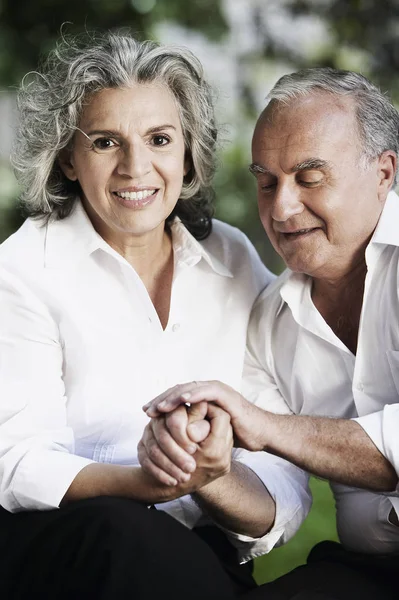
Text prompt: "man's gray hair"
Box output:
[[267, 67, 399, 181], [12, 31, 218, 239]]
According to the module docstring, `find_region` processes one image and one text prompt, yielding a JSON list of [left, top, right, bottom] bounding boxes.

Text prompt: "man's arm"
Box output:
[[144, 381, 397, 492]]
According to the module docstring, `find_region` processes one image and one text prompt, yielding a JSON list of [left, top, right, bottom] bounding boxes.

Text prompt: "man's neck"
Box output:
[[311, 259, 367, 355]]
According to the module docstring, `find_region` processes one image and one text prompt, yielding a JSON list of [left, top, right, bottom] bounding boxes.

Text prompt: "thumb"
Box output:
[[187, 420, 210, 443]]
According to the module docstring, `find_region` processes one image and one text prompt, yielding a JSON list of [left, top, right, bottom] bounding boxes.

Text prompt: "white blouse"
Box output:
[[0, 201, 310, 562]]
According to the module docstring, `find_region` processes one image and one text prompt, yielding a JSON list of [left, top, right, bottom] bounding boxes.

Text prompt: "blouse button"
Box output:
[[172, 323, 180, 332]]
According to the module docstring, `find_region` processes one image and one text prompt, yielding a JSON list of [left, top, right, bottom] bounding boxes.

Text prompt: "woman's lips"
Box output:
[[112, 189, 158, 209]]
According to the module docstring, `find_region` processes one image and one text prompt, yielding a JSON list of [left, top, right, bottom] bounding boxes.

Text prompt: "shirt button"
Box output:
[[356, 382, 364, 392], [172, 323, 180, 332]]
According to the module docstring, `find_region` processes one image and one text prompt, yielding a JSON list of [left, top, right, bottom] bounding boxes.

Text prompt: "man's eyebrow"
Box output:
[[292, 158, 330, 172], [249, 163, 273, 175], [249, 158, 330, 176]]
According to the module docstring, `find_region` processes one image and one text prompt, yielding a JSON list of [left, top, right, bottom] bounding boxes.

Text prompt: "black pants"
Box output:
[[243, 541, 398, 600], [0, 496, 242, 600]]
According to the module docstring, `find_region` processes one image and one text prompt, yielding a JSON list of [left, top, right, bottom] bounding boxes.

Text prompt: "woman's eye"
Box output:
[[92, 138, 116, 151], [152, 135, 170, 147]]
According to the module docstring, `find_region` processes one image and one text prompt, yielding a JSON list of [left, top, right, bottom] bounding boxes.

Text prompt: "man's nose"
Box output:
[[116, 142, 151, 179], [270, 184, 304, 222]]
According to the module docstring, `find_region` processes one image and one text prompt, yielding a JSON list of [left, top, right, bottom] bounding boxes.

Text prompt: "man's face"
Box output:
[[251, 94, 393, 280]]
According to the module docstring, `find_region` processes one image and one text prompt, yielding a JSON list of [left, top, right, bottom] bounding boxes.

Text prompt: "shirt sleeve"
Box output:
[[217, 323, 312, 563], [353, 405, 399, 497], [0, 267, 93, 512]]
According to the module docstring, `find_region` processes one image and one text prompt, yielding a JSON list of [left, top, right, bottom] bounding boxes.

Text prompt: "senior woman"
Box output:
[[0, 30, 295, 600]]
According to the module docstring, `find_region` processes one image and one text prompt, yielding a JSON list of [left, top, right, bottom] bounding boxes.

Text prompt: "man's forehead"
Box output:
[[252, 93, 359, 162], [260, 92, 356, 124]]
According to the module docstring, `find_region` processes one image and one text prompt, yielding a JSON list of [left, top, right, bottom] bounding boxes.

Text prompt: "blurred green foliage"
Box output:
[[254, 477, 338, 584]]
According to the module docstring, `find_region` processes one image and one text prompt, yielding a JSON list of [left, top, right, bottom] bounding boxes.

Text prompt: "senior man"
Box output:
[[143, 68, 399, 600]]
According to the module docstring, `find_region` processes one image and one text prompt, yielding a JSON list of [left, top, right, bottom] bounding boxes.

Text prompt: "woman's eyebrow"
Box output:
[[83, 129, 119, 137], [146, 124, 177, 134]]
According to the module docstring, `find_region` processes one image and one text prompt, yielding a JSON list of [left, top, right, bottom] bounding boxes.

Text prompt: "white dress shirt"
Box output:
[[0, 200, 309, 562], [244, 189, 399, 555]]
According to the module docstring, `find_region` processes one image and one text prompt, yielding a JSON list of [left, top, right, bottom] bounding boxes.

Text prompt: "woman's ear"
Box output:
[[58, 148, 78, 182]]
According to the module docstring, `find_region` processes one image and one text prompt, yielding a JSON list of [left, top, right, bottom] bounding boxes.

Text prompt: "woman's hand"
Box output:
[[138, 402, 233, 491], [138, 402, 210, 486], [143, 380, 268, 452]]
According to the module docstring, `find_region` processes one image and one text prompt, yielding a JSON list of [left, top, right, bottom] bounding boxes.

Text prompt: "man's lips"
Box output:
[[278, 227, 321, 237]]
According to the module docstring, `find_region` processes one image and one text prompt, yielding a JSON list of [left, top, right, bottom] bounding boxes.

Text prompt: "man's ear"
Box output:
[[377, 150, 397, 202], [58, 148, 78, 182]]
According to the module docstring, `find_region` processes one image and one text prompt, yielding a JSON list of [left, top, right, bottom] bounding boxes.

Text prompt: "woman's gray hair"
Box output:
[[12, 31, 218, 239], [266, 67, 399, 182]]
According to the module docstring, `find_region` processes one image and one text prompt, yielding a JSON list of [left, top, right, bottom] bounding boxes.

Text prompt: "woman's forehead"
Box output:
[[79, 83, 181, 130]]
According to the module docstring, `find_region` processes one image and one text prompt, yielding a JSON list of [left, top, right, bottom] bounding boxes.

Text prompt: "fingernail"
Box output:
[[187, 445, 197, 455], [158, 400, 167, 409], [184, 460, 196, 473], [181, 393, 191, 401], [179, 473, 191, 483], [167, 478, 177, 486]]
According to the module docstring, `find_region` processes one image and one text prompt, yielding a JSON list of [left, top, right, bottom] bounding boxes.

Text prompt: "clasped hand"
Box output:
[[138, 400, 233, 490]]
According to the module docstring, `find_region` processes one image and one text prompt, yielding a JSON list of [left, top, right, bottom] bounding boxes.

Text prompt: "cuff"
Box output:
[[353, 405, 399, 487], [4, 448, 94, 511], [224, 450, 312, 563]]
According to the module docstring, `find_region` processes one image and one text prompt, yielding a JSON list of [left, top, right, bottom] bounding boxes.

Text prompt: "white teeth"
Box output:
[[115, 189, 156, 200]]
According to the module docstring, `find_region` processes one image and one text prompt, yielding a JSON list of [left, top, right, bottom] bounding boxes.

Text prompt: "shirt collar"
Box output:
[[43, 200, 233, 277], [171, 217, 233, 278], [369, 189, 399, 247]]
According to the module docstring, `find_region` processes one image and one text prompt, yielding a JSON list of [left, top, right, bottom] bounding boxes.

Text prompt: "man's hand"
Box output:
[[138, 401, 234, 492], [143, 381, 268, 452]]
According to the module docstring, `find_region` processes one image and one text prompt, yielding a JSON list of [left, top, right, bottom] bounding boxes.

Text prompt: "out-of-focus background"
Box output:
[[0, 0, 397, 583]]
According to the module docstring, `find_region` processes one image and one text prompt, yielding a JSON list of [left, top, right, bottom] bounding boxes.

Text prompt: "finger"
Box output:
[[206, 403, 232, 438], [199, 403, 233, 456], [152, 417, 197, 474], [142, 384, 181, 414], [138, 425, 193, 483], [165, 406, 197, 453], [137, 434, 179, 486], [142, 383, 195, 416], [144, 382, 207, 417], [156, 382, 239, 416], [185, 401, 209, 443]]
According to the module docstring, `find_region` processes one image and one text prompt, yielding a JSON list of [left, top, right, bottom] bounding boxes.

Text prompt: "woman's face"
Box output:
[[60, 82, 188, 244]]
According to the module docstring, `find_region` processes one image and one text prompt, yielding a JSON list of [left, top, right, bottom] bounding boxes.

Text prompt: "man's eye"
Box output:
[[92, 138, 116, 151], [152, 135, 170, 147], [260, 183, 276, 192], [300, 180, 322, 187]]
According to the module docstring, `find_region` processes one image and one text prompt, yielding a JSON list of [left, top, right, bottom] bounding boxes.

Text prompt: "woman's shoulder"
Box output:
[[0, 218, 47, 275], [202, 218, 258, 262], [201, 218, 275, 290]]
